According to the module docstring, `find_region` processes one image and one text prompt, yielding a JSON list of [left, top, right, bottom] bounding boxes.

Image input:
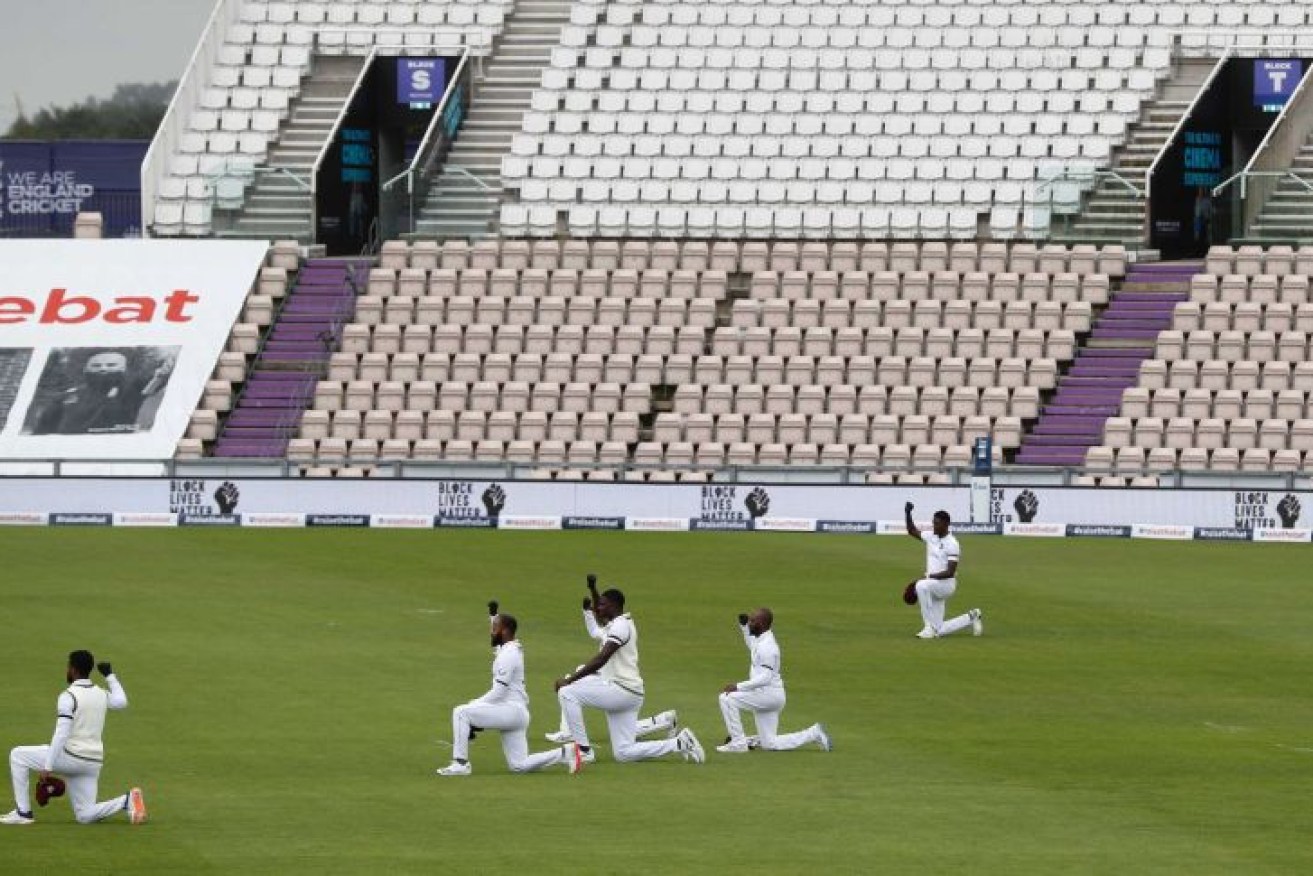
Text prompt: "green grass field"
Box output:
[[1, 530, 1311, 874]]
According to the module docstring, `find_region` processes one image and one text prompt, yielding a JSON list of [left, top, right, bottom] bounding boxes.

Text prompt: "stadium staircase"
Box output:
[[1245, 133, 1313, 244], [1053, 59, 1215, 247], [1015, 261, 1203, 466], [413, 0, 572, 239], [216, 56, 367, 242], [213, 258, 369, 457]]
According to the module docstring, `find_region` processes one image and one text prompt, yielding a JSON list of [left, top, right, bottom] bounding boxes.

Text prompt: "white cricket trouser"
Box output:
[[554, 663, 670, 738], [719, 688, 821, 751], [10, 745, 128, 823], [451, 702, 564, 773], [556, 709, 671, 738], [915, 578, 973, 636], [558, 676, 678, 762]]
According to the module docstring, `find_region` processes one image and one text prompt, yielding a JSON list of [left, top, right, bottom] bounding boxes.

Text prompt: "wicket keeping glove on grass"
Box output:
[[36, 776, 65, 807], [903, 581, 919, 605]]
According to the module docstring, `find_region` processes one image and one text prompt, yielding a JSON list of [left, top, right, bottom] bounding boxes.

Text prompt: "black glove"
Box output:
[[737, 613, 749, 626], [583, 597, 592, 611], [586, 574, 597, 589], [487, 600, 498, 616], [905, 502, 914, 514], [468, 725, 482, 741], [97, 662, 113, 677]]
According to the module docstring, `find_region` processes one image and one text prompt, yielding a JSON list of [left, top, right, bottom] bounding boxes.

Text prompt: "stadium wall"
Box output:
[[0, 478, 1308, 541]]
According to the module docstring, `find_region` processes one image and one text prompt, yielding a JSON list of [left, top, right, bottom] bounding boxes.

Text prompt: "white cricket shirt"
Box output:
[[737, 627, 785, 692], [55, 676, 127, 765], [922, 531, 961, 579], [478, 641, 528, 707], [600, 613, 644, 696]]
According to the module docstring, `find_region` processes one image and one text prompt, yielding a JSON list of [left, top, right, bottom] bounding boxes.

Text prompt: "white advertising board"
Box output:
[[0, 240, 267, 459], [0, 479, 1307, 543]]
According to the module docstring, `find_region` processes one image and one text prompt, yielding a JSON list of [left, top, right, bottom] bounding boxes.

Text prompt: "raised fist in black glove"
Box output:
[[745, 487, 770, 519], [905, 501, 914, 514], [1014, 489, 1039, 523], [487, 600, 499, 616], [738, 613, 749, 626], [481, 485, 506, 518], [586, 573, 597, 589], [214, 481, 239, 514], [97, 662, 113, 677], [1277, 494, 1301, 528]]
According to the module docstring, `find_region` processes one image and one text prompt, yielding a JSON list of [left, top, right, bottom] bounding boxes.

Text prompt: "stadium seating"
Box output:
[[153, 2, 1313, 485], [501, 2, 1313, 238], [1086, 245, 1313, 475], [151, 1, 1313, 240], [254, 239, 1125, 480]]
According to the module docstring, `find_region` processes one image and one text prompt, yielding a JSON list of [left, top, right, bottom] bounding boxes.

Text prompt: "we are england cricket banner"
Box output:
[[0, 240, 267, 459]]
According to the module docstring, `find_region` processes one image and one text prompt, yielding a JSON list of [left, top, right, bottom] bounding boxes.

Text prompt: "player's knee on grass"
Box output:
[[73, 805, 98, 824], [612, 744, 642, 763]]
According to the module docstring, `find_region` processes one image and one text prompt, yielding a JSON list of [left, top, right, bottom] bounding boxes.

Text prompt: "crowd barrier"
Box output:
[[0, 478, 1307, 543]]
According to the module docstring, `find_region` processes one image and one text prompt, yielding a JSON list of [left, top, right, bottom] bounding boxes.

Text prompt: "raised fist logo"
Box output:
[[481, 484, 506, 518], [744, 487, 770, 519], [1013, 489, 1039, 523], [1277, 494, 1301, 529], [213, 481, 240, 514]]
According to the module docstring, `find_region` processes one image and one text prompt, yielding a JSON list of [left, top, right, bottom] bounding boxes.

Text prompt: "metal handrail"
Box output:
[[1034, 169, 1144, 199], [445, 165, 496, 192], [1212, 170, 1313, 199], [209, 163, 312, 191]]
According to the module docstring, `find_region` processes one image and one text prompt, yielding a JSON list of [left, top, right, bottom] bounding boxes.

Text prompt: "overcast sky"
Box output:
[[0, 0, 213, 131]]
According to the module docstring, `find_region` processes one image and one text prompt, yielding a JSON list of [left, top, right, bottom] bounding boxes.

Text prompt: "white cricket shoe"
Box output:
[[436, 761, 471, 777], [915, 628, 937, 639], [676, 728, 706, 764], [566, 744, 585, 775], [970, 608, 984, 637], [1, 810, 34, 826], [815, 724, 832, 752], [656, 710, 680, 738], [128, 788, 148, 825], [716, 738, 751, 754], [544, 730, 572, 744]]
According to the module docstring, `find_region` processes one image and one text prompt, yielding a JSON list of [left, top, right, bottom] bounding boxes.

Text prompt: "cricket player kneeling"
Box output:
[[717, 609, 831, 754], [4, 650, 146, 826], [438, 612, 581, 776]]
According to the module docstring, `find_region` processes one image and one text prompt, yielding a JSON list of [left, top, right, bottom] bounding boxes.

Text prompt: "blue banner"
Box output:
[[48, 512, 112, 526], [1065, 524, 1132, 539], [562, 516, 626, 530], [1, 141, 145, 238], [817, 520, 877, 534], [306, 514, 371, 527]]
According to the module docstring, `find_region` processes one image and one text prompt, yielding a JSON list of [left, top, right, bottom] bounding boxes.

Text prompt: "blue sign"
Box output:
[[398, 58, 444, 105], [1254, 60, 1302, 109], [972, 436, 993, 476], [0, 140, 145, 238]]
